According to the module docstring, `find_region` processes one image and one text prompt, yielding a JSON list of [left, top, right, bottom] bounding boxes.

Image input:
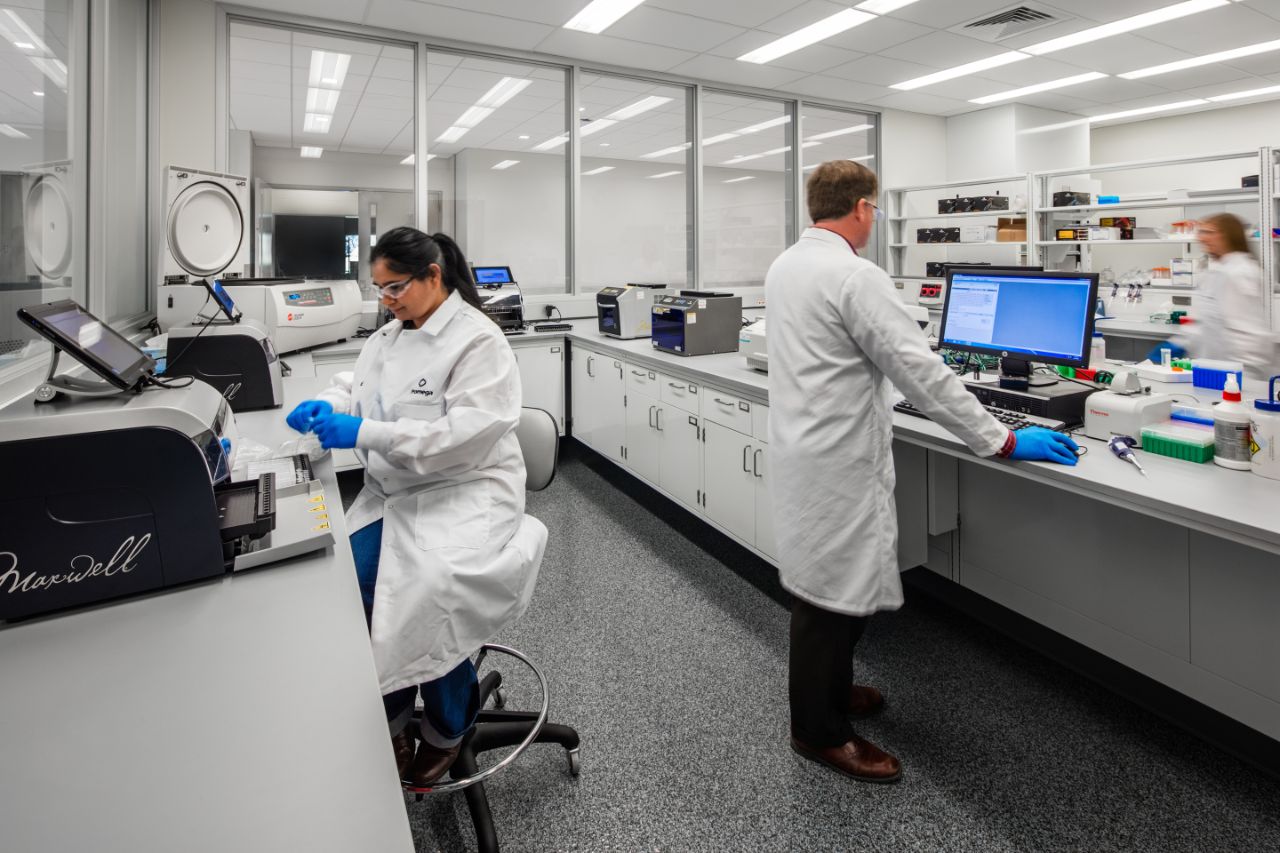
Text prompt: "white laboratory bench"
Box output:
[[0, 378, 415, 853], [298, 317, 1280, 755]]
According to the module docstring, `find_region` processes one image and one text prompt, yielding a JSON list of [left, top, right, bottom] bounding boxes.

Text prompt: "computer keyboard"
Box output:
[[893, 399, 1068, 432], [533, 322, 573, 332]]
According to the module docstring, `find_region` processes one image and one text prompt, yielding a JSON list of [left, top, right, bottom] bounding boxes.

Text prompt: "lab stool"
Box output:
[[405, 643, 581, 853]]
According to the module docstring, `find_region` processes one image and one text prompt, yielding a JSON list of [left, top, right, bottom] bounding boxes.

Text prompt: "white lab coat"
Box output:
[[765, 228, 1008, 616], [1173, 252, 1277, 378], [316, 290, 547, 694]]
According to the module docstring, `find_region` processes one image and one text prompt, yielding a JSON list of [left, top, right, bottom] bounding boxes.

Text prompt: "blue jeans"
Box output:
[[350, 519, 479, 743]]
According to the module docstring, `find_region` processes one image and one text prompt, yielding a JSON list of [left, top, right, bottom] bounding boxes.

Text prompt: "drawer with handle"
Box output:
[[625, 362, 660, 395], [702, 388, 753, 434], [659, 373, 700, 413]]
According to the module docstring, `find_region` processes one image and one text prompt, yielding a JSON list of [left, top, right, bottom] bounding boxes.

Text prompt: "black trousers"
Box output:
[[789, 596, 869, 748]]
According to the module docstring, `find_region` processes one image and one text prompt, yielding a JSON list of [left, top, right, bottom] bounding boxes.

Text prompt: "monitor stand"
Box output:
[[998, 357, 1056, 392], [34, 346, 133, 404]]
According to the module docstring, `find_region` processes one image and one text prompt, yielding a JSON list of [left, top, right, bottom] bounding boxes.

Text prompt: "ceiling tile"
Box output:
[[973, 55, 1086, 86], [707, 33, 862, 74], [866, 90, 975, 115], [604, 7, 746, 53], [408, 0, 589, 27], [1036, 35, 1194, 76], [823, 14, 934, 54], [822, 54, 940, 87], [1131, 4, 1280, 53], [532, 29, 696, 73], [236, 0, 366, 26], [667, 53, 808, 90], [756, 1, 856, 35], [647, 0, 809, 29], [787, 74, 888, 104], [363, 0, 555, 51], [878, 30, 1020, 69]]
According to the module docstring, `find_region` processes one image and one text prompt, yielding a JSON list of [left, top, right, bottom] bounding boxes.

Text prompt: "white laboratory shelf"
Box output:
[[1037, 238, 1262, 246], [892, 241, 1026, 248], [1034, 194, 1258, 214], [889, 209, 1026, 222]]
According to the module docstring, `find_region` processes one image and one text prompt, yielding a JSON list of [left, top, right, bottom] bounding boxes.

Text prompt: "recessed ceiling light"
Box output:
[[564, 0, 646, 35], [969, 72, 1108, 105], [1206, 84, 1280, 102], [32, 90, 43, 97], [308, 51, 351, 89], [492, 160, 520, 170], [0, 9, 51, 55], [583, 166, 615, 175], [303, 113, 332, 133], [723, 176, 755, 184], [894, 0, 1228, 91], [581, 119, 618, 137], [702, 133, 740, 146], [805, 124, 873, 141], [608, 95, 673, 120], [437, 77, 531, 144], [739, 116, 791, 134], [300, 146, 323, 158], [0, 123, 30, 139], [641, 142, 691, 159], [1086, 99, 1209, 123], [647, 170, 682, 179], [519, 135, 530, 140], [578, 106, 586, 112], [1023, 0, 1228, 56], [436, 126, 469, 144], [1120, 37, 1280, 80], [739, 8, 874, 64], [600, 142, 611, 147], [399, 154, 436, 165], [723, 141, 820, 165], [534, 134, 570, 151], [855, 0, 922, 12], [29, 56, 67, 89], [306, 88, 340, 114], [477, 77, 532, 108]]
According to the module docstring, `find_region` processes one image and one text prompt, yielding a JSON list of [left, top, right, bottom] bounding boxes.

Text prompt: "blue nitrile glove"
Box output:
[[1145, 341, 1187, 363], [286, 399, 333, 432], [1008, 427, 1080, 466], [312, 413, 363, 449]]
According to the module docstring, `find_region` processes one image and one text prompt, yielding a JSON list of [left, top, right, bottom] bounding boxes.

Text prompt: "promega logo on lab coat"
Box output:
[[411, 377, 434, 398]]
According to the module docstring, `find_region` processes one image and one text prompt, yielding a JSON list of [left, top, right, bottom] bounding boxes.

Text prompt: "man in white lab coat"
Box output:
[[766, 161, 1079, 783]]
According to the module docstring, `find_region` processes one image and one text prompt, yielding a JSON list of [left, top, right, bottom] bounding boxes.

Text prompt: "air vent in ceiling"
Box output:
[[953, 4, 1070, 43]]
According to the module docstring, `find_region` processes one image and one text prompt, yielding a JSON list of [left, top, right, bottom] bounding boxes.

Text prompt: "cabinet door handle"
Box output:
[[714, 397, 735, 407], [753, 448, 763, 478], [656, 408, 664, 431], [587, 356, 594, 378], [632, 369, 647, 377], [668, 382, 684, 390], [649, 405, 656, 428], [742, 444, 753, 473]]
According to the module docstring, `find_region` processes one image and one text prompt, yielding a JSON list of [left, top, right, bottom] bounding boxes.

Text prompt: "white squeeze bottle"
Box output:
[[1213, 373, 1252, 470], [1090, 332, 1106, 369]]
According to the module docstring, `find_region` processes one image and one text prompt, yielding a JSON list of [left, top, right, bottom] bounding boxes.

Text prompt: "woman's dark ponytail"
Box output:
[[429, 232, 485, 313], [369, 226, 487, 315]]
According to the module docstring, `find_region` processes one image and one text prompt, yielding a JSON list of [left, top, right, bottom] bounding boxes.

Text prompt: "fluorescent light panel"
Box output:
[[1207, 84, 1280, 102], [0, 123, 30, 139], [580, 118, 618, 137], [1023, 0, 1228, 56], [892, 51, 1028, 91], [805, 123, 872, 141], [1086, 99, 1208, 123], [436, 126, 468, 144], [723, 176, 755, 183], [306, 88, 340, 114], [29, 56, 66, 89], [400, 154, 437, 165], [855, 0, 922, 12], [0, 9, 50, 54], [648, 171, 682, 179], [303, 113, 332, 133], [438, 76, 531, 144], [476, 77, 532, 108], [642, 142, 690, 158], [969, 72, 1108, 105], [308, 51, 350, 89], [1120, 37, 1280, 79], [492, 160, 519, 170], [564, 0, 646, 34], [454, 105, 495, 128], [533, 134, 569, 151], [300, 146, 323, 158], [608, 95, 672, 120], [739, 8, 874, 64], [583, 166, 615, 175]]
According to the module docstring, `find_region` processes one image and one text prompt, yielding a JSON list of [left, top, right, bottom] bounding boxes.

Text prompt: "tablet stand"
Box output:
[[34, 346, 133, 403]]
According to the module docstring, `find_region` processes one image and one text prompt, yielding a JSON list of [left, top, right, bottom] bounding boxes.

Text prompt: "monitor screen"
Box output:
[[18, 300, 155, 390], [472, 266, 514, 285], [939, 270, 1099, 368], [206, 279, 240, 322]]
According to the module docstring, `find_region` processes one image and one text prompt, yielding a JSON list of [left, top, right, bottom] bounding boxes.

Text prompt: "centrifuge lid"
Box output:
[[167, 180, 245, 277], [24, 173, 73, 280]]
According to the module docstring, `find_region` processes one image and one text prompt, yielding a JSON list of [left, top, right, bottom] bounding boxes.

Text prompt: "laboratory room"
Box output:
[[8, 0, 1280, 851]]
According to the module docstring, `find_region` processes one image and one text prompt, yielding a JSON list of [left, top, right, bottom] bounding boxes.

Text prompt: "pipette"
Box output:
[[1108, 435, 1146, 476]]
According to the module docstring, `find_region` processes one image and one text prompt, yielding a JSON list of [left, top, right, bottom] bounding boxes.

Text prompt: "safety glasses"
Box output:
[[865, 199, 885, 222], [372, 276, 414, 299]]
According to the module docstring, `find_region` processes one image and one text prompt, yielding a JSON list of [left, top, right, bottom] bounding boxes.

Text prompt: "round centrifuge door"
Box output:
[[24, 173, 74, 280], [167, 180, 245, 278]]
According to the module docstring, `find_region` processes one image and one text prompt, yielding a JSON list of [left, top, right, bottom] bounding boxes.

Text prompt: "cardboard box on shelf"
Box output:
[[996, 217, 1027, 242]]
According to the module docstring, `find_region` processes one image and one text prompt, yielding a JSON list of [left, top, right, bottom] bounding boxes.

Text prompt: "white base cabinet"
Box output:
[[512, 341, 566, 435], [571, 345, 626, 464]]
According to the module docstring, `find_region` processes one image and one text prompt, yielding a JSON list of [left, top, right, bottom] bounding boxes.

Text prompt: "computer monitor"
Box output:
[[939, 269, 1099, 371], [471, 266, 514, 286], [17, 300, 156, 391], [205, 279, 241, 322]]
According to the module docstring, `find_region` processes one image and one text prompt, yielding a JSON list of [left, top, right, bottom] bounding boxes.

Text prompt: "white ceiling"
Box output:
[[0, 2, 72, 136], [229, 0, 1280, 166]]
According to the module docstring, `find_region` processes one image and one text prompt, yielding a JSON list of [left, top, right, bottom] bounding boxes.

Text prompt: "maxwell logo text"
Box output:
[[0, 534, 153, 595]]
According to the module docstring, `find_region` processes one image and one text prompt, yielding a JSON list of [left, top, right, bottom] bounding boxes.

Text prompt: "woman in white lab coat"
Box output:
[[1157, 213, 1275, 377], [286, 227, 546, 787]]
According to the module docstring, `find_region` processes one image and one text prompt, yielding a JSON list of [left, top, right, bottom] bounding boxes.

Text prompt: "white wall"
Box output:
[[579, 156, 689, 289], [270, 189, 358, 216], [253, 146, 412, 192], [880, 108, 946, 188], [1091, 101, 1280, 169], [946, 106, 1017, 182], [702, 166, 787, 288], [158, 0, 216, 172]]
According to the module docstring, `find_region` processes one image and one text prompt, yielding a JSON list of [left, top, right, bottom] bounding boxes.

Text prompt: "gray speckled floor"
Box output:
[[338, 449, 1280, 853]]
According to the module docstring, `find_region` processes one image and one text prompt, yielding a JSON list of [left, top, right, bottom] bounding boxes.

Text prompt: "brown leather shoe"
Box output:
[[848, 684, 885, 719], [391, 727, 415, 781], [790, 734, 902, 783], [408, 740, 461, 788]]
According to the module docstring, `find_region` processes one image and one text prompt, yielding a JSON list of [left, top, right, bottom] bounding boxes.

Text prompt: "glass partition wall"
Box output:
[[225, 16, 880, 300]]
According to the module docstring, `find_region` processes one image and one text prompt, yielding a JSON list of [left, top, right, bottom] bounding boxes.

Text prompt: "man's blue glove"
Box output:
[[312, 413, 363, 449], [1146, 341, 1187, 363], [286, 399, 333, 432], [1008, 427, 1080, 466]]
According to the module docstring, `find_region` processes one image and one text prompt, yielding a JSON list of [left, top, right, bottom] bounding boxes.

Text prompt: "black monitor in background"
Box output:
[[941, 263, 1042, 280], [17, 300, 155, 391], [273, 215, 351, 279], [939, 269, 1099, 376]]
